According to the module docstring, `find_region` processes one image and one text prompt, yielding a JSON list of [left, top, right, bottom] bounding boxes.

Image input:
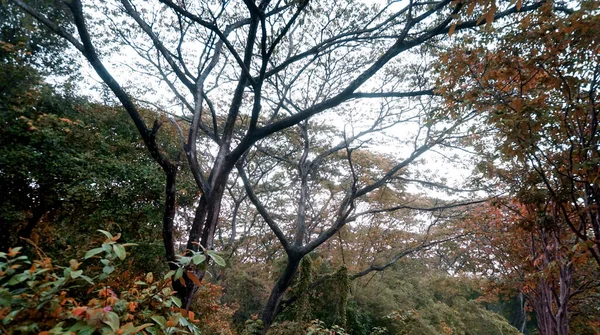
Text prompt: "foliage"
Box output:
[[219, 263, 271, 330], [0, 231, 203, 334], [190, 281, 236, 334], [457, 201, 600, 334], [291, 257, 313, 323], [0, 0, 73, 75], [242, 318, 264, 335], [0, 76, 196, 265], [306, 320, 349, 335], [437, 1, 600, 333], [437, 0, 600, 266], [266, 319, 349, 335], [347, 259, 521, 335], [266, 321, 307, 335]]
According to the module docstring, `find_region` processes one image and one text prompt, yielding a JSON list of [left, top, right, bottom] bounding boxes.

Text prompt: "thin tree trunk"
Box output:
[[162, 166, 178, 264], [17, 205, 48, 245]]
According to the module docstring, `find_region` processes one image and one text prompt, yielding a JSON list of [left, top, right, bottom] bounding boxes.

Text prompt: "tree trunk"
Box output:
[[261, 253, 303, 333], [162, 166, 178, 264], [17, 205, 48, 245], [177, 166, 231, 308], [531, 263, 572, 335], [511, 292, 527, 333], [556, 264, 572, 335]]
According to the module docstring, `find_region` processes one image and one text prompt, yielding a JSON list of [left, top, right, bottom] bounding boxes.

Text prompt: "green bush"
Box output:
[[0, 231, 203, 335]]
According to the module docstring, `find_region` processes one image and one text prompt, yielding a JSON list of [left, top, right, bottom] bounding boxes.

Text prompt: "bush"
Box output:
[[0, 231, 202, 334]]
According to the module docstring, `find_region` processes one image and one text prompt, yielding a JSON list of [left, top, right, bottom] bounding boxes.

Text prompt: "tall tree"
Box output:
[[9, 0, 548, 329], [436, 3, 600, 332], [437, 0, 600, 266]]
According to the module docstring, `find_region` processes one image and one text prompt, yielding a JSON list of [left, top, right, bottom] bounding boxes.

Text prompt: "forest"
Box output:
[[0, 0, 599, 334]]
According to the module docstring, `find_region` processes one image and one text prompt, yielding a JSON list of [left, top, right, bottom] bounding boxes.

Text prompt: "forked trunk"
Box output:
[[174, 164, 231, 309]]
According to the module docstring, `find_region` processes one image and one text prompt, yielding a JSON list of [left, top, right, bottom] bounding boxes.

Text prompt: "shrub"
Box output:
[[0, 231, 202, 334]]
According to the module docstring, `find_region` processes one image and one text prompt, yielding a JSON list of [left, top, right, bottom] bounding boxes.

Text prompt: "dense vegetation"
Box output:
[[1, 0, 599, 334]]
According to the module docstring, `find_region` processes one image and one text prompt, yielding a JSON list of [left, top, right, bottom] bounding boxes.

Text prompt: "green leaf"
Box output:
[[192, 254, 206, 265], [131, 323, 154, 334], [97, 229, 114, 240], [207, 251, 226, 267], [10, 247, 23, 254], [113, 244, 126, 260], [84, 247, 105, 259], [163, 270, 175, 280], [150, 315, 167, 328], [171, 296, 182, 308], [6, 273, 29, 286], [103, 265, 115, 274], [70, 270, 83, 279], [103, 311, 120, 332], [77, 325, 96, 335], [2, 309, 20, 324], [175, 267, 184, 280], [80, 275, 94, 284]]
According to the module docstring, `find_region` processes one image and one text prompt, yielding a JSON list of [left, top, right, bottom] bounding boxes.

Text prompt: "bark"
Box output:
[[162, 165, 178, 264], [17, 204, 48, 245], [510, 292, 527, 333], [261, 252, 303, 332], [530, 231, 573, 335]]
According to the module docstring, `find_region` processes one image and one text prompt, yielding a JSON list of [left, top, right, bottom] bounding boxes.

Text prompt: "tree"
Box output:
[[437, 0, 600, 266], [336, 255, 521, 335], [436, 3, 600, 332], [461, 200, 600, 335], [9, 0, 549, 330]]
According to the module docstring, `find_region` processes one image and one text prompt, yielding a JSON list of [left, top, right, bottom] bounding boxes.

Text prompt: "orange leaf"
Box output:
[[7, 248, 19, 258], [187, 271, 202, 286], [467, 1, 476, 15], [127, 301, 137, 312], [448, 24, 457, 37], [485, 9, 495, 26]]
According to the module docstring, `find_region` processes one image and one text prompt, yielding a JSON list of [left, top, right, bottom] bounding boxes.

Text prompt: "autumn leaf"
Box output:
[[467, 1, 476, 15], [449, 24, 457, 37], [187, 271, 202, 286], [72, 306, 87, 318]]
